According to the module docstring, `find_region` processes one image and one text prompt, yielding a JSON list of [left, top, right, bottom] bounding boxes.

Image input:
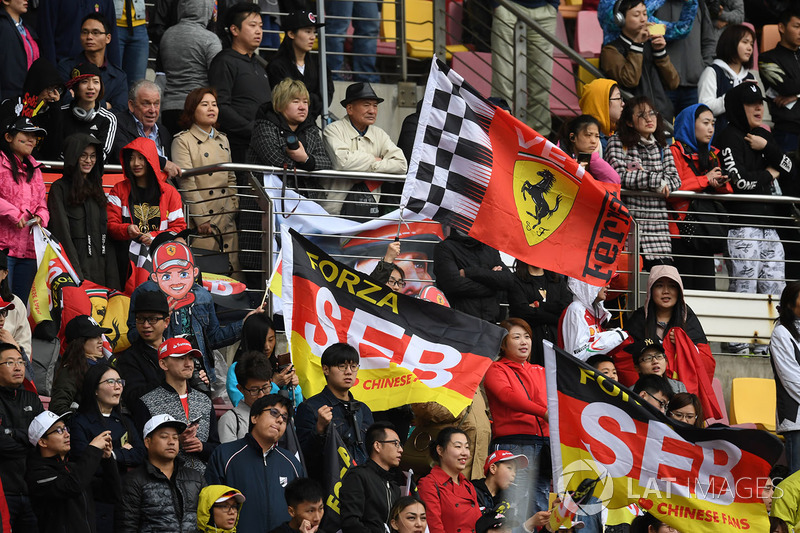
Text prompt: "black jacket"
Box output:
[[471, 478, 510, 514], [0, 9, 38, 101], [115, 458, 205, 533], [267, 49, 333, 121], [109, 110, 172, 168], [113, 337, 164, 409], [0, 385, 43, 494], [26, 445, 121, 533], [508, 272, 572, 366], [625, 305, 707, 346], [760, 44, 800, 134], [433, 234, 515, 323], [340, 459, 404, 533], [208, 48, 272, 145]]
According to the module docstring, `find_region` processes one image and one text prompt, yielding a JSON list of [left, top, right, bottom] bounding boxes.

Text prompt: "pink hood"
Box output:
[[644, 265, 686, 320]]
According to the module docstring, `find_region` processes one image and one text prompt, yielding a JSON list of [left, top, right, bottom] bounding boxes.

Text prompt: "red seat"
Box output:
[[451, 51, 493, 97], [575, 10, 603, 58], [549, 57, 580, 118]]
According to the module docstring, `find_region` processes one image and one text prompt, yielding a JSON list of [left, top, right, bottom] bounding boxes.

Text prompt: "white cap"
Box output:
[[143, 413, 187, 439], [215, 491, 246, 504], [28, 411, 70, 446]]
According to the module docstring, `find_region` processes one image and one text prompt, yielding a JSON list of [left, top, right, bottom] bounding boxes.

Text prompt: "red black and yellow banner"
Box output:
[[543, 341, 782, 533], [280, 227, 504, 416]]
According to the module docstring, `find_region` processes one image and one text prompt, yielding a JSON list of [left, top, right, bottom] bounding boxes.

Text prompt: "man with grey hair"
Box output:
[[112, 79, 182, 177]]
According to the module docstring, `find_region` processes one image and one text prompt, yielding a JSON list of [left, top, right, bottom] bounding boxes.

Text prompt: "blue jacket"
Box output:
[[69, 408, 146, 473], [295, 387, 374, 480], [58, 52, 129, 114], [205, 433, 304, 533], [127, 280, 243, 381], [37, 0, 121, 66]]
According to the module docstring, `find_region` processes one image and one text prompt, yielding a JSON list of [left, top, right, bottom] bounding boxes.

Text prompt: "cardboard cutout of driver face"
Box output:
[[150, 241, 199, 311]]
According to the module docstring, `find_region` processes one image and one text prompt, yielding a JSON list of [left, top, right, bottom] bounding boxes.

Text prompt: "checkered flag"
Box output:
[[401, 58, 496, 233], [129, 240, 152, 272]]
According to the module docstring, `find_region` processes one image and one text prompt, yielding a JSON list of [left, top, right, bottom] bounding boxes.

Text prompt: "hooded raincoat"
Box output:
[[558, 277, 628, 361], [196, 485, 243, 533], [579, 78, 618, 150], [48, 133, 121, 289]]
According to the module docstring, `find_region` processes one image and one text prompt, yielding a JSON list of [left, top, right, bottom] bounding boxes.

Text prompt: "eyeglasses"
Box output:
[[46, 425, 70, 437], [244, 384, 271, 396], [214, 503, 239, 514], [80, 29, 109, 36], [669, 411, 697, 422], [135, 316, 167, 325], [100, 378, 125, 387], [79, 153, 98, 162], [0, 360, 25, 368], [644, 390, 668, 411], [387, 278, 406, 288], [0, 309, 8, 318], [636, 110, 658, 120], [262, 407, 289, 424], [336, 363, 360, 373], [640, 353, 666, 364], [378, 439, 403, 449], [609, 97, 624, 102]]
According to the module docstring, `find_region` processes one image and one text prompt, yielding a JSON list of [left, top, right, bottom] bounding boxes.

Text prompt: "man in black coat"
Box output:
[[25, 410, 120, 533], [0, 342, 43, 532], [340, 422, 405, 533]]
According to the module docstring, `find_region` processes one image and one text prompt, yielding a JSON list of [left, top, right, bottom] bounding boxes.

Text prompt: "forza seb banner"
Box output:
[[281, 227, 504, 416], [402, 59, 630, 286], [543, 341, 782, 533]]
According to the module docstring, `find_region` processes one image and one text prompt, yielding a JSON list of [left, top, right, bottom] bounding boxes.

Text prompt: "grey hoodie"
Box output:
[[159, 0, 222, 111]]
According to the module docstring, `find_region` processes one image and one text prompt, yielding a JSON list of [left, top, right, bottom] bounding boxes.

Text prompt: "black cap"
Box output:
[[627, 337, 664, 363], [340, 82, 384, 107], [8, 117, 46, 136], [133, 290, 169, 315], [281, 11, 324, 31], [732, 81, 765, 105], [65, 315, 111, 344], [66, 63, 104, 89]]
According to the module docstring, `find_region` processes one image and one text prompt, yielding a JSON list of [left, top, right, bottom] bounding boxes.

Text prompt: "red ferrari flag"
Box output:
[[280, 227, 504, 416], [543, 341, 782, 533], [402, 59, 630, 286]]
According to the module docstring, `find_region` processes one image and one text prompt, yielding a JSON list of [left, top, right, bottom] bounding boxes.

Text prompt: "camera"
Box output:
[[190, 357, 212, 396], [285, 133, 300, 151]]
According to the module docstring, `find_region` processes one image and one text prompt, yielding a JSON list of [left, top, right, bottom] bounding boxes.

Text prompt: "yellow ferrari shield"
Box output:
[[513, 159, 578, 246]]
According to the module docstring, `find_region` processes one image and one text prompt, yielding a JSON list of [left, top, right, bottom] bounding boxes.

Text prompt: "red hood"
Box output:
[[119, 137, 166, 182]]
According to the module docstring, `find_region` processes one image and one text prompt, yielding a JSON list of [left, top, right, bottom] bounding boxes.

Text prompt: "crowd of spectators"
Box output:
[[0, 1, 799, 532]]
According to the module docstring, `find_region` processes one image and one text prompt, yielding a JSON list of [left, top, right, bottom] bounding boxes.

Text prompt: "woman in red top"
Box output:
[[483, 318, 550, 519], [417, 427, 482, 533]]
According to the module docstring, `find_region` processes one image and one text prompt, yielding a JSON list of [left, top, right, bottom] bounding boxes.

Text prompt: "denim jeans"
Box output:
[[491, 438, 551, 519], [117, 24, 149, 87], [666, 86, 699, 117], [324, 0, 380, 82], [7, 256, 36, 305], [784, 430, 800, 474]]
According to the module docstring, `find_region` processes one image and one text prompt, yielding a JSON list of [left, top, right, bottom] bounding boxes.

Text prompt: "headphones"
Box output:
[[73, 105, 98, 123], [612, 0, 626, 28]]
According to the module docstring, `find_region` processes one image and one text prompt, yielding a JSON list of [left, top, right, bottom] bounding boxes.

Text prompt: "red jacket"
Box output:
[[417, 465, 482, 533], [484, 358, 549, 439], [106, 137, 186, 241]]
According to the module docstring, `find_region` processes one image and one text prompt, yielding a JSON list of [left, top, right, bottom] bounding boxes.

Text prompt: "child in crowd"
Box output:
[[669, 103, 732, 290], [472, 450, 528, 514], [218, 351, 273, 443], [197, 485, 246, 533], [632, 374, 673, 414], [559, 278, 628, 361], [586, 354, 619, 381], [558, 115, 620, 184], [605, 96, 681, 268], [579, 79, 624, 153], [697, 24, 757, 132], [268, 475, 325, 533], [628, 337, 687, 394], [0, 117, 49, 304]]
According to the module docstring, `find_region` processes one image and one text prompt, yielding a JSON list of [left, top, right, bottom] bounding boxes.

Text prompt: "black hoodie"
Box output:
[[714, 84, 794, 226]]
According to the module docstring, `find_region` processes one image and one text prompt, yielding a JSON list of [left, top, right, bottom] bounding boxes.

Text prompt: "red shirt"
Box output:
[[418, 465, 482, 533], [484, 357, 549, 439]]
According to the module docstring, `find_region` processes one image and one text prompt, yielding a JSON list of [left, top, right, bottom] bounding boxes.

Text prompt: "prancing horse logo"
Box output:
[[521, 169, 563, 228], [512, 159, 578, 246]]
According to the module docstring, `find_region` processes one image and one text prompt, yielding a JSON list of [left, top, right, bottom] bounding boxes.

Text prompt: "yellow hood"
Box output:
[[197, 485, 244, 533], [579, 79, 618, 137]]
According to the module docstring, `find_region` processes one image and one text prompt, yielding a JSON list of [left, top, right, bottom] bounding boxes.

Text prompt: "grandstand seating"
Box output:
[[729, 377, 776, 432]]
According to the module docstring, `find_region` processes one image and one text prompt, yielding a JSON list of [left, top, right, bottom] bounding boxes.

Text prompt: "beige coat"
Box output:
[[321, 118, 408, 216], [171, 125, 240, 274]]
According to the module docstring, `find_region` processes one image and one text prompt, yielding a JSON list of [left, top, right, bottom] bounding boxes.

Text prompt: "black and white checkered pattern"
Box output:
[[129, 241, 152, 273], [401, 59, 496, 233]]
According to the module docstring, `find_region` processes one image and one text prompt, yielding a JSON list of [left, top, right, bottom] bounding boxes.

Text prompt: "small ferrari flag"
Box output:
[[280, 227, 504, 416], [543, 341, 781, 533], [402, 59, 630, 286]]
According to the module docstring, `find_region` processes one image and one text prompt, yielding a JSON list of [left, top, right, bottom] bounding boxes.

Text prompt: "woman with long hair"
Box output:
[[48, 133, 120, 289], [171, 87, 240, 277], [667, 392, 705, 428], [389, 496, 426, 533], [770, 281, 800, 473], [50, 315, 112, 415], [558, 114, 620, 183], [0, 118, 49, 303], [508, 260, 572, 366], [266, 11, 332, 121], [605, 96, 681, 268]]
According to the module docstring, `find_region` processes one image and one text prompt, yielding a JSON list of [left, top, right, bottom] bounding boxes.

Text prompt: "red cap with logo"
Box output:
[[158, 337, 202, 360], [484, 449, 529, 476], [153, 242, 193, 273]]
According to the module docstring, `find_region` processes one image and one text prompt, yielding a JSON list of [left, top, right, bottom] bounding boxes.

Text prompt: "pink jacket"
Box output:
[[0, 151, 48, 259], [588, 152, 621, 184]]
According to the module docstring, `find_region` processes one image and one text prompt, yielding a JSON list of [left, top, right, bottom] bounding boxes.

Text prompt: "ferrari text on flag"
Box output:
[[280, 227, 505, 416], [543, 341, 782, 533], [402, 59, 631, 286]]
